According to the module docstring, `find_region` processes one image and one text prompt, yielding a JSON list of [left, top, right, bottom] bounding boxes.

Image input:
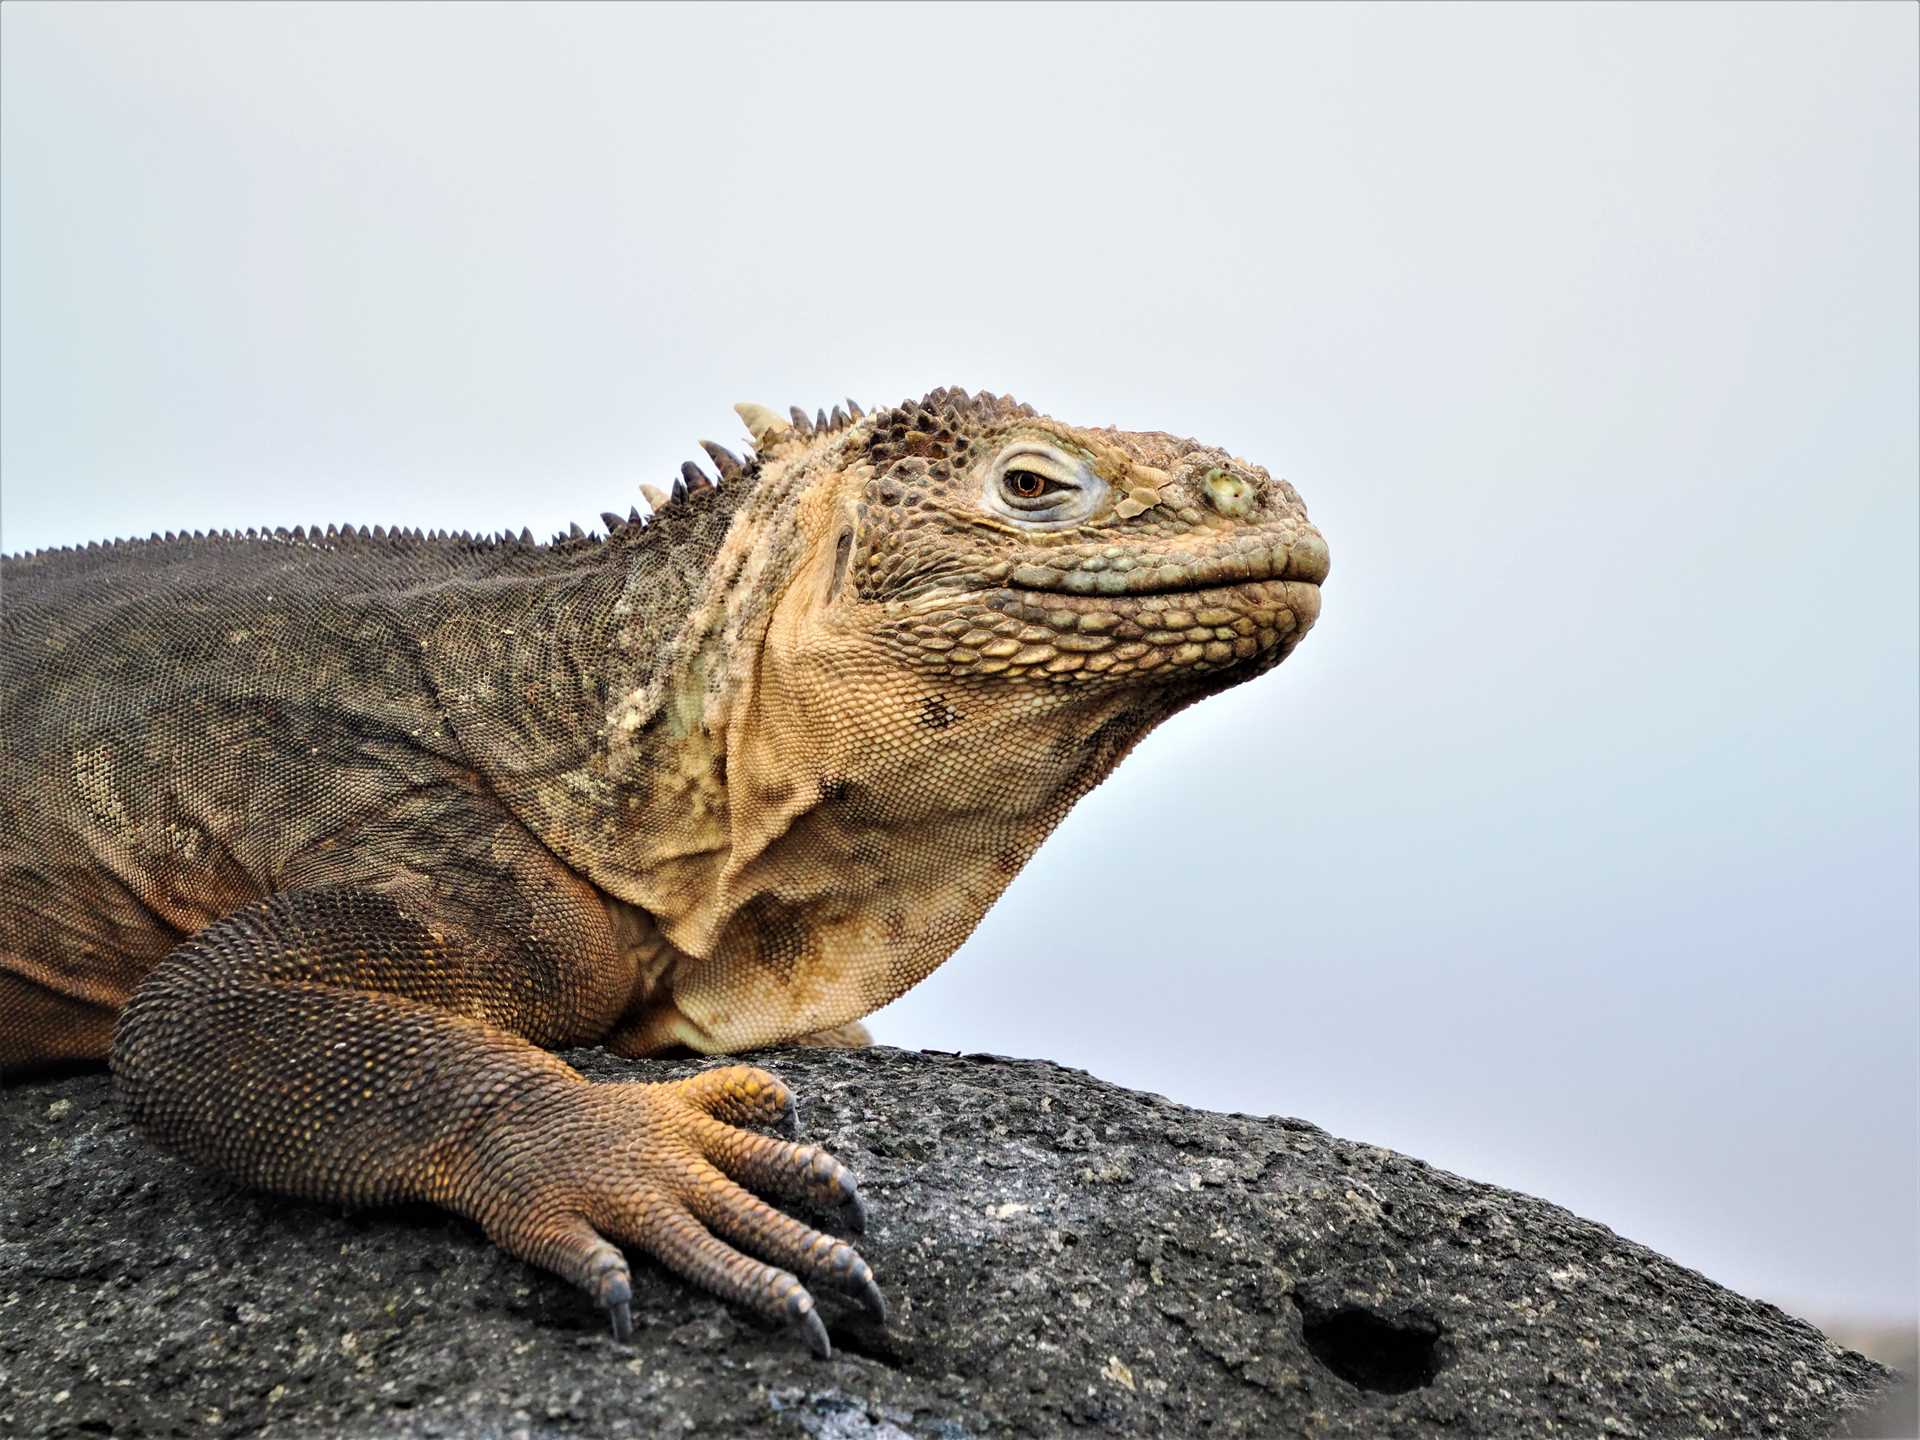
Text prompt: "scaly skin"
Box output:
[[0, 387, 1328, 1353]]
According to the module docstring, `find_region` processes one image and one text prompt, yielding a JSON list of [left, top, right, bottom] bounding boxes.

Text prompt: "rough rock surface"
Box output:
[[0, 1047, 1896, 1438]]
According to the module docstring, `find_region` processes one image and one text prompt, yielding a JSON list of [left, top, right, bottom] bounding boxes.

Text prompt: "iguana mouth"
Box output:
[[950, 572, 1323, 683], [1000, 527, 1329, 600], [884, 524, 1331, 684], [881, 523, 1325, 683]]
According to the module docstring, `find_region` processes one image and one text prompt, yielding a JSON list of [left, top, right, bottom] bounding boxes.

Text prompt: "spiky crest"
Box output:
[[1, 390, 1029, 565]]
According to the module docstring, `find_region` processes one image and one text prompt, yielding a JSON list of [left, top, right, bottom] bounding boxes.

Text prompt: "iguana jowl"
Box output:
[[0, 389, 1328, 1354]]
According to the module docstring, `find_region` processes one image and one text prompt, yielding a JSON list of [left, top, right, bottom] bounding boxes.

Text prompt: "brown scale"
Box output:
[[0, 387, 1327, 1356]]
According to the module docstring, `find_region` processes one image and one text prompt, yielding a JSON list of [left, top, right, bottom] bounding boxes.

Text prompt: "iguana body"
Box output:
[[0, 388, 1328, 1352]]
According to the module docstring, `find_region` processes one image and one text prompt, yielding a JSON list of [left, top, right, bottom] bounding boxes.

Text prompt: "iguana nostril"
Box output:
[[1204, 467, 1255, 519]]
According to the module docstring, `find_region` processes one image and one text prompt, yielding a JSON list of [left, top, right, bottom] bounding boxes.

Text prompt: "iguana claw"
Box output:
[[590, 1251, 634, 1342], [797, 1307, 832, 1359], [843, 1186, 868, 1235]]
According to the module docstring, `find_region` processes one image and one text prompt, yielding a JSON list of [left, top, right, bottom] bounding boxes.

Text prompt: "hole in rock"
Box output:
[[1294, 1296, 1443, 1394]]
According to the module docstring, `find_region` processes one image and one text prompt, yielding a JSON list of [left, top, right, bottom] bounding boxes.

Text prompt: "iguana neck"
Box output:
[[598, 529, 1195, 1046]]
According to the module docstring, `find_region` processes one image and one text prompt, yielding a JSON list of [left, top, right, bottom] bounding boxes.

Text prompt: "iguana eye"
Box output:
[[981, 443, 1107, 527]]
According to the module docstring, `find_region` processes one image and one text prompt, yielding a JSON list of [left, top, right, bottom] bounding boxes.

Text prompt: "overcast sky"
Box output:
[[3, 4, 1915, 1325]]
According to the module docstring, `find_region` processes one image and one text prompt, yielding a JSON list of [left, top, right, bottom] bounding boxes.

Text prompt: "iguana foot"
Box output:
[[466, 1064, 879, 1357]]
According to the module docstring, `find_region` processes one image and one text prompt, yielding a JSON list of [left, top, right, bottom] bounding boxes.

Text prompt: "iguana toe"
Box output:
[[689, 1119, 867, 1218], [678, 1143, 885, 1320], [675, 1063, 798, 1133]]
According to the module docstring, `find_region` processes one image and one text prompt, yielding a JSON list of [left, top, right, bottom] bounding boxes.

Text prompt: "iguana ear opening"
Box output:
[[826, 527, 855, 603], [820, 499, 863, 607]]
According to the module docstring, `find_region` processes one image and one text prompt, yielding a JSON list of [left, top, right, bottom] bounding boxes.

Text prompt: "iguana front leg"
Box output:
[[109, 828, 881, 1353]]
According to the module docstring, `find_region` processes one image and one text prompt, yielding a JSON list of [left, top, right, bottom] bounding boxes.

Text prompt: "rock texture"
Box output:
[[0, 1047, 1896, 1438]]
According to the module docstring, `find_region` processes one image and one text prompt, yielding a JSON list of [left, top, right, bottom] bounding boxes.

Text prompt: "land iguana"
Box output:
[[0, 388, 1328, 1355]]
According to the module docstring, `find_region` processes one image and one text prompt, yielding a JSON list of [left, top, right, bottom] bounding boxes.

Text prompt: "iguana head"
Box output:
[[734, 385, 1326, 697], [595, 388, 1328, 1050]]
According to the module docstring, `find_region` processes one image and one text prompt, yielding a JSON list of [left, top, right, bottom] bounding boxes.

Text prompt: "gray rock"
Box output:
[[0, 1047, 1896, 1438]]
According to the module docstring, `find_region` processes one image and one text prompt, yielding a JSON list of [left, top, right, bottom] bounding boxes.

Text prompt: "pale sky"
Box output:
[[3, 4, 1915, 1323]]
